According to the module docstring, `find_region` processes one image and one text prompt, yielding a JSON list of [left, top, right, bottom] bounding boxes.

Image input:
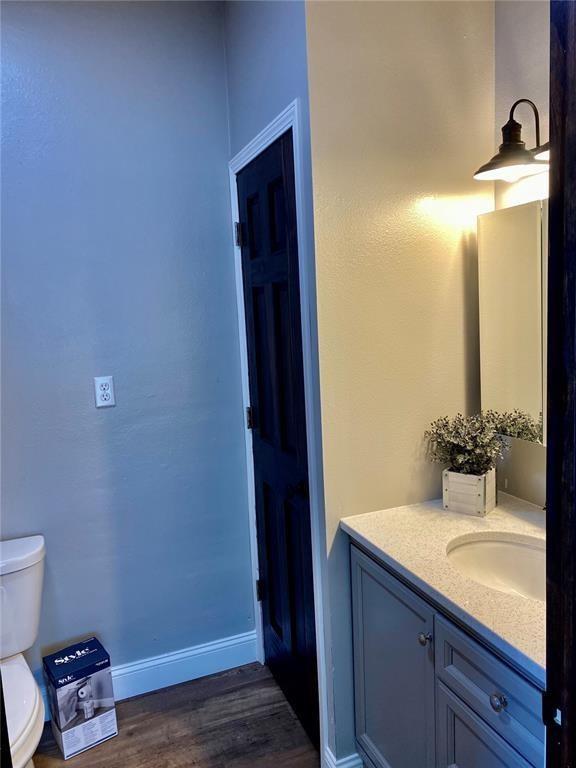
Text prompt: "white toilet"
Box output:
[[1, 536, 46, 768]]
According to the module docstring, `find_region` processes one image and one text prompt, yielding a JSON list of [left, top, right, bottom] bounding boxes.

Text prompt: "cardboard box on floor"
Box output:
[[43, 638, 118, 760]]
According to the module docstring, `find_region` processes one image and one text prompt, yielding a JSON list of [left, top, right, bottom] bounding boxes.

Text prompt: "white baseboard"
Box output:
[[324, 747, 364, 768], [40, 630, 258, 721], [111, 630, 258, 701]]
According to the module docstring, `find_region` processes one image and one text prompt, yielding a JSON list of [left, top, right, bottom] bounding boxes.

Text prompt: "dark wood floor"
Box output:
[[34, 664, 320, 768]]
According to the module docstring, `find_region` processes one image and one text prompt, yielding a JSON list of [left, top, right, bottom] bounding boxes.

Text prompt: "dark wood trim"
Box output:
[[546, 2, 576, 765]]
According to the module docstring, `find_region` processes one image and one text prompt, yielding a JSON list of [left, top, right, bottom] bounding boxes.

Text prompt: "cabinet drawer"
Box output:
[[437, 681, 532, 767], [435, 616, 544, 766]]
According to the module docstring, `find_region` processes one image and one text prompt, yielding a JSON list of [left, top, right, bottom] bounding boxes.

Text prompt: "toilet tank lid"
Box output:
[[0, 536, 45, 575]]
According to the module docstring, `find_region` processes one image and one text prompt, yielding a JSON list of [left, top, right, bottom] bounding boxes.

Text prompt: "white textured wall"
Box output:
[[495, 0, 549, 210], [495, 0, 549, 149], [306, 0, 494, 756], [493, 0, 548, 503]]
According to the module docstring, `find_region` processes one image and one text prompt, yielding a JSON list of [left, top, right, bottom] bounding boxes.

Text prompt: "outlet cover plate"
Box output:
[[94, 376, 116, 408]]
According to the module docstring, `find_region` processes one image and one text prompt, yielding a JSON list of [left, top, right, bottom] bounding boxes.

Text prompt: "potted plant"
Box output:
[[485, 409, 543, 444], [425, 413, 507, 516]]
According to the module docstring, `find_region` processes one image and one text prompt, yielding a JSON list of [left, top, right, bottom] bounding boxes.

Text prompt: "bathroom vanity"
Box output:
[[341, 495, 545, 768]]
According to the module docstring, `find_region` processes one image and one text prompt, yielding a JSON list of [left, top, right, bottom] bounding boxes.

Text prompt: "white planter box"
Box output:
[[442, 468, 496, 516]]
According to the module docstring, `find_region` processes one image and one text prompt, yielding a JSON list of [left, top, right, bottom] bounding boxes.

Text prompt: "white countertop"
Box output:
[[341, 493, 546, 688]]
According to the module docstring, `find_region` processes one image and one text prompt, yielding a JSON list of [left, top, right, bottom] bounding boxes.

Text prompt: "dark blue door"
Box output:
[[236, 130, 319, 746]]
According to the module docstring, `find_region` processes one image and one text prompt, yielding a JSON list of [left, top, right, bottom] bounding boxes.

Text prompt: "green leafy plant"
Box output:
[[484, 409, 543, 444], [425, 413, 507, 476]]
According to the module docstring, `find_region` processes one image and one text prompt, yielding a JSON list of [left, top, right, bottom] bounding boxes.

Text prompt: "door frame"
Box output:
[[228, 100, 329, 757], [545, 1, 576, 763]]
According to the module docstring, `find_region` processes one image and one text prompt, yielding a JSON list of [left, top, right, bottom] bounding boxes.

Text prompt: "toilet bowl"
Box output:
[[0, 535, 46, 768], [2, 653, 45, 768]]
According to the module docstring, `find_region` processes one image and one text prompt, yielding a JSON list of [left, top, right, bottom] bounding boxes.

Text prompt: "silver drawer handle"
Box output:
[[490, 693, 508, 713], [418, 632, 433, 646]]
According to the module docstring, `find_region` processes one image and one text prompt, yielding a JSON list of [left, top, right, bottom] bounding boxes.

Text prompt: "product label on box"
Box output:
[[54, 708, 118, 760]]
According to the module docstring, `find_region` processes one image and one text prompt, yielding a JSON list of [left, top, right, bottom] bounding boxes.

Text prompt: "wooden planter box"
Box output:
[[442, 468, 496, 516]]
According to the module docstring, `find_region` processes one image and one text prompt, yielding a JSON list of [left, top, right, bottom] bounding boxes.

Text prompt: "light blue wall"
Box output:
[[224, 1, 337, 757], [1, 1, 254, 673], [225, 1, 311, 159]]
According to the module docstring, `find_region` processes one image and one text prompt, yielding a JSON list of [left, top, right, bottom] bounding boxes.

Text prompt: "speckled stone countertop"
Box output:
[[341, 493, 546, 689]]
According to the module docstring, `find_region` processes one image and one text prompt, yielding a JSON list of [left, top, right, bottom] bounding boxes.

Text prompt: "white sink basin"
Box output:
[[446, 532, 545, 601]]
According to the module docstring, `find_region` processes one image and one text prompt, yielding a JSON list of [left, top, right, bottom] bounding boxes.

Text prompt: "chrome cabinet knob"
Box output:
[[490, 693, 508, 713], [418, 632, 433, 646]]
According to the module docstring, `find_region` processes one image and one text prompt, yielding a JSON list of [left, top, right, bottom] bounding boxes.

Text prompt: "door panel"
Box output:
[[237, 130, 318, 746]]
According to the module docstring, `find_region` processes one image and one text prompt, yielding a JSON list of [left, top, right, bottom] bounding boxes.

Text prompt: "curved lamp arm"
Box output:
[[509, 98, 541, 148]]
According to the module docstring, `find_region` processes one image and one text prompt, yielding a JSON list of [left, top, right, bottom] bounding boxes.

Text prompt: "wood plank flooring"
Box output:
[[34, 663, 320, 768]]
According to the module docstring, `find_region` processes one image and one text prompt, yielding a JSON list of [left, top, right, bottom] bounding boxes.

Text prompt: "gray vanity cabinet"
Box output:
[[350, 545, 545, 768], [351, 546, 436, 768]]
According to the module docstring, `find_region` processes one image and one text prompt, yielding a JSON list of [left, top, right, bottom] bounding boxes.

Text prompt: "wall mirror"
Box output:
[[477, 200, 548, 446]]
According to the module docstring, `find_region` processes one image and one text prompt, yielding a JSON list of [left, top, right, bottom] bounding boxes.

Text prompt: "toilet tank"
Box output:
[[0, 536, 45, 659]]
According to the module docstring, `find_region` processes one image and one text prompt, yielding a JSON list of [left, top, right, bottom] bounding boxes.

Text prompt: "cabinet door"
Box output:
[[351, 546, 435, 768], [437, 682, 532, 767]]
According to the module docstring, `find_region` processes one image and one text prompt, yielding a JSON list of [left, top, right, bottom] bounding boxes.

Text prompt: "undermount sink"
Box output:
[[446, 532, 545, 602]]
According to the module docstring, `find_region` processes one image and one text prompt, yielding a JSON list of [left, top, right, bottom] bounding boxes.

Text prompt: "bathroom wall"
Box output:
[[223, 0, 333, 752], [493, 0, 549, 504], [494, 0, 549, 211], [495, 0, 549, 151], [225, 1, 311, 159], [306, 0, 495, 756], [1, 1, 254, 675]]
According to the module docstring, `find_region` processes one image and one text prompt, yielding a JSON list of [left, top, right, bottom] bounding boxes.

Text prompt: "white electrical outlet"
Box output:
[[94, 376, 116, 408]]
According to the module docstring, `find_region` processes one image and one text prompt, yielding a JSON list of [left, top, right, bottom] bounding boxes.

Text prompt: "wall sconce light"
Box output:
[[533, 141, 550, 161], [474, 98, 550, 182]]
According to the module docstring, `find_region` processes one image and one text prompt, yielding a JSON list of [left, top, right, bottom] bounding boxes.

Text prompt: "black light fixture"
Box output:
[[533, 140, 550, 161], [474, 98, 550, 182]]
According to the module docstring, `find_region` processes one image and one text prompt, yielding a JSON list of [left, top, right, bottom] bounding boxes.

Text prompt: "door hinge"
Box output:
[[256, 579, 265, 602], [246, 406, 254, 430], [542, 691, 563, 727], [234, 221, 243, 247]]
